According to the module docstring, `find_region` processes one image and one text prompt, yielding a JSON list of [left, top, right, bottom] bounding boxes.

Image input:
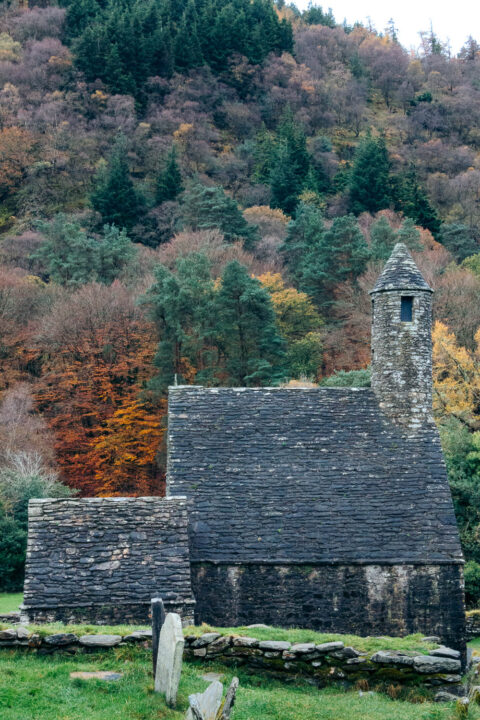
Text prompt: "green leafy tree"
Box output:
[[90, 136, 145, 232], [156, 147, 184, 205], [216, 261, 286, 385], [349, 135, 391, 215], [182, 182, 259, 249], [321, 368, 371, 387], [286, 332, 324, 379], [440, 223, 478, 262]]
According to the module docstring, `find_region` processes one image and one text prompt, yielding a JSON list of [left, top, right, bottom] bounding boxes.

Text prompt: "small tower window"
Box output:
[[400, 296, 413, 322]]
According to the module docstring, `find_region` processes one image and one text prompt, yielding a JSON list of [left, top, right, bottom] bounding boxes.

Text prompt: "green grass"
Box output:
[[184, 624, 438, 654], [0, 593, 23, 614], [0, 646, 472, 720]]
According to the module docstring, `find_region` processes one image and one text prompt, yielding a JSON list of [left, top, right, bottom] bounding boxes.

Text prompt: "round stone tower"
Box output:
[[370, 243, 434, 430]]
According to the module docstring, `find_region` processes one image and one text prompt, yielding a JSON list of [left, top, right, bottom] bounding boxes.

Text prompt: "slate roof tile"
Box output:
[[167, 387, 463, 565]]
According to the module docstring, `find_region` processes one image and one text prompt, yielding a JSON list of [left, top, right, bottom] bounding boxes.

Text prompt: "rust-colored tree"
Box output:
[[35, 282, 162, 496]]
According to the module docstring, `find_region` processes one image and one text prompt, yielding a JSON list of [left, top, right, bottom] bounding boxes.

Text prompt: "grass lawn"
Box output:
[[0, 593, 23, 614], [0, 646, 472, 720]]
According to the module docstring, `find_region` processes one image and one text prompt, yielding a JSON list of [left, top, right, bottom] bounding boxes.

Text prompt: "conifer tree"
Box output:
[[174, 0, 204, 70], [395, 166, 441, 236], [143, 253, 216, 392], [282, 204, 369, 308], [182, 182, 259, 249], [156, 147, 183, 205], [90, 136, 145, 232], [270, 109, 310, 214], [349, 135, 391, 215], [215, 261, 286, 385], [370, 215, 398, 261]]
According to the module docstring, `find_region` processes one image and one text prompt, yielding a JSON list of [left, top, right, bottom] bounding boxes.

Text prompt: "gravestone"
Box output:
[[186, 681, 223, 720], [154, 612, 184, 707], [151, 597, 166, 677], [219, 677, 239, 720], [186, 677, 239, 720]]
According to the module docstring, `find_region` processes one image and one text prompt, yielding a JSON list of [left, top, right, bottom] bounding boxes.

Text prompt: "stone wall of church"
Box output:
[[191, 562, 466, 655], [371, 289, 433, 430], [22, 497, 195, 625]]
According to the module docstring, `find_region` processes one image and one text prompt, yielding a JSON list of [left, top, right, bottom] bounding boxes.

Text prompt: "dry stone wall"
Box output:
[[22, 497, 195, 624], [0, 627, 466, 698]]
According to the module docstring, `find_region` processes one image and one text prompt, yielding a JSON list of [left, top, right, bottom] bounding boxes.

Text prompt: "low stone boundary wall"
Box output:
[[0, 627, 465, 698], [466, 612, 480, 640], [183, 633, 464, 697]]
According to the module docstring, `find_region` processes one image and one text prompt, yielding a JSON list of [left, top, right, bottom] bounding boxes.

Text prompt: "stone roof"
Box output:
[[371, 243, 432, 294], [167, 387, 462, 565]]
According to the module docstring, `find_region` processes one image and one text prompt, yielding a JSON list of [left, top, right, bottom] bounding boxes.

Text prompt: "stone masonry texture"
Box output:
[[370, 243, 433, 430], [190, 563, 465, 652], [22, 497, 195, 624]]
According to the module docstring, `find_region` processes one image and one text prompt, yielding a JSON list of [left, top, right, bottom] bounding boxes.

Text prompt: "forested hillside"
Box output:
[[2, 0, 480, 599]]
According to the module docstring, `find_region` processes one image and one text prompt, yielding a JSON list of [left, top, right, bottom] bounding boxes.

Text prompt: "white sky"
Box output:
[[294, 0, 480, 54]]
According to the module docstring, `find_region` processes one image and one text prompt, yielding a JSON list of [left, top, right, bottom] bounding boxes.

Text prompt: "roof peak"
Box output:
[[370, 242, 432, 294]]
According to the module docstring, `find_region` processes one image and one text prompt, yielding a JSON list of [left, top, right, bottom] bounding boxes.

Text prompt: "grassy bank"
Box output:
[[0, 646, 472, 720], [0, 593, 22, 614]]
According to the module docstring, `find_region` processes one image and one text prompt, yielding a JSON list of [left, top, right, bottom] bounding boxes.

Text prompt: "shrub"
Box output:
[[0, 452, 73, 591], [321, 368, 371, 387]]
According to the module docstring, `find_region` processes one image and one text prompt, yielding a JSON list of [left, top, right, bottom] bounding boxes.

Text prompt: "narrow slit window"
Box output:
[[400, 296, 413, 322]]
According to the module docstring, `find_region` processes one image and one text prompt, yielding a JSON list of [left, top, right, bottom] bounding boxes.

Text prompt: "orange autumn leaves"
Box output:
[[35, 283, 165, 497]]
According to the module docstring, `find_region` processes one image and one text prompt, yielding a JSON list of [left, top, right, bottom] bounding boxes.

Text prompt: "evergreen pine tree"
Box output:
[[370, 216, 398, 260], [349, 134, 391, 215], [395, 166, 441, 236], [439, 223, 479, 261], [270, 109, 310, 214], [182, 182, 259, 249], [90, 136, 145, 232], [174, 0, 204, 70], [282, 205, 369, 308], [156, 147, 183, 205], [143, 253, 216, 392], [216, 261, 286, 385]]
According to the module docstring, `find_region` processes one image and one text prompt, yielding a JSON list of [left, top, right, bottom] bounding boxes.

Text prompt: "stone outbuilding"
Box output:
[[23, 243, 465, 652]]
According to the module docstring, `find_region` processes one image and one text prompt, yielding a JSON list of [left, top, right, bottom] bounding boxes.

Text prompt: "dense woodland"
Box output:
[[2, 0, 480, 601]]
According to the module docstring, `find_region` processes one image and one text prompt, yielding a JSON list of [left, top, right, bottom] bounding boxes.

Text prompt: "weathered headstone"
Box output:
[[185, 677, 239, 720], [154, 612, 184, 707], [218, 677, 239, 720], [186, 680, 223, 720], [151, 597, 166, 677]]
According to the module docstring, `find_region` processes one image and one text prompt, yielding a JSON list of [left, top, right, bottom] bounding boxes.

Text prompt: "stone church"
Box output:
[[23, 243, 466, 651]]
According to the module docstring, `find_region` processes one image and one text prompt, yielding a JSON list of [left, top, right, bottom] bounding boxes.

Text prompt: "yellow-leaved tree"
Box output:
[[432, 320, 480, 429], [258, 272, 324, 380]]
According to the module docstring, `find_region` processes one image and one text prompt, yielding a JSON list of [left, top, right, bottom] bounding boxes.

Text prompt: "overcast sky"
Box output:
[[294, 1, 480, 54]]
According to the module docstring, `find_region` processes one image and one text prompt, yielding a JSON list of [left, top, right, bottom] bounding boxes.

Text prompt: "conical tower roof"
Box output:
[[370, 242, 432, 294]]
